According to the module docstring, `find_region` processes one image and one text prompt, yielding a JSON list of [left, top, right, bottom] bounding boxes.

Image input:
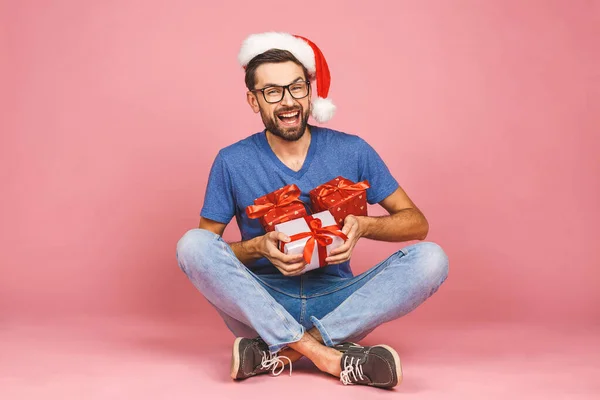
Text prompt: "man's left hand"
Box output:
[[325, 215, 363, 265]]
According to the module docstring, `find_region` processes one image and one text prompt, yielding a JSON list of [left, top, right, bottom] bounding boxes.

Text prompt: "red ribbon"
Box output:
[[316, 178, 370, 210], [282, 215, 349, 266], [246, 184, 305, 219]]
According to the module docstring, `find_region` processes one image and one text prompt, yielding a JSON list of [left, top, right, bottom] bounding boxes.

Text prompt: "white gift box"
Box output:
[[274, 210, 346, 273]]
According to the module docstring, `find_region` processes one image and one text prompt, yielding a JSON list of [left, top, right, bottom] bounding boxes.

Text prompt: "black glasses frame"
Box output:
[[251, 80, 311, 104]]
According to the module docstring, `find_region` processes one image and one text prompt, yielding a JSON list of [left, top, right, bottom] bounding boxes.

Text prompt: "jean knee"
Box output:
[[410, 241, 449, 285], [175, 228, 220, 273]]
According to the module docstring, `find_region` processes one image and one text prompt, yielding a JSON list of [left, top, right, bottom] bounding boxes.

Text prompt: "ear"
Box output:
[[246, 91, 260, 113]]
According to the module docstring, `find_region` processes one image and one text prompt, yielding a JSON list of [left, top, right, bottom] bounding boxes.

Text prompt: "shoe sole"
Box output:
[[375, 344, 403, 387], [230, 337, 243, 380]]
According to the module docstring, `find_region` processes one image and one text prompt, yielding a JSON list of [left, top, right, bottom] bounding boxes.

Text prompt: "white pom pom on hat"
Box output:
[[238, 32, 336, 123]]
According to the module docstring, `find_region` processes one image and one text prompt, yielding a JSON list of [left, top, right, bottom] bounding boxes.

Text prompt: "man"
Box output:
[[176, 32, 448, 389]]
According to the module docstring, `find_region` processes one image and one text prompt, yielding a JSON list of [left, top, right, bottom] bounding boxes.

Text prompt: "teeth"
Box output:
[[280, 112, 299, 118]]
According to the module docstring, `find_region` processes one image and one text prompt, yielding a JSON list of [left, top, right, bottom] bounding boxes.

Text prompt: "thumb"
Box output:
[[342, 221, 353, 235], [272, 231, 290, 243], [342, 215, 356, 235]]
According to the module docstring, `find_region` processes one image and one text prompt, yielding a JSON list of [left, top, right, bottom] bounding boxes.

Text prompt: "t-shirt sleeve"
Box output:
[[199, 151, 236, 224], [357, 138, 400, 204]]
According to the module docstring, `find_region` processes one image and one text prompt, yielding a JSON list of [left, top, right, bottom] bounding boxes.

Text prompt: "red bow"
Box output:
[[316, 179, 370, 209], [286, 216, 349, 265], [246, 184, 305, 219]]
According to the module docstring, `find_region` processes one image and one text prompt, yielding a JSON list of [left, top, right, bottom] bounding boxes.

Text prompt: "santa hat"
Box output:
[[238, 32, 336, 123]]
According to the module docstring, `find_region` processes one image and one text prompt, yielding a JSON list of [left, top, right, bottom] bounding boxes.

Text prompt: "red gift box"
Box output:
[[245, 184, 308, 232], [309, 176, 370, 226]]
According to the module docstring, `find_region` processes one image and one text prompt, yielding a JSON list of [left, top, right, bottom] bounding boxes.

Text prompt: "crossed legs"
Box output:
[[176, 228, 448, 381]]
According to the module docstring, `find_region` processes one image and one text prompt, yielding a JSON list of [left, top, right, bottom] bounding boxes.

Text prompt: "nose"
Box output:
[[280, 87, 296, 106]]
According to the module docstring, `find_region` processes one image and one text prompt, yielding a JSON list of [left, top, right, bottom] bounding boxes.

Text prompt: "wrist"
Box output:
[[356, 215, 371, 238], [249, 235, 265, 258]]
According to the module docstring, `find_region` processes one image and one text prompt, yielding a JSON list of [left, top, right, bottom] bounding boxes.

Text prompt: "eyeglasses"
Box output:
[[252, 80, 310, 104]]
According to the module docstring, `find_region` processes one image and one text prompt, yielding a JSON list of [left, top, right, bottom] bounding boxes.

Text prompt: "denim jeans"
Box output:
[[176, 228, 448, 353]]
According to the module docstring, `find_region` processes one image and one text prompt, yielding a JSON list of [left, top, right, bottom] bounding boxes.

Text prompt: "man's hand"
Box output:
[[325, 214, 362, 265], [258, 231, 307, 276]]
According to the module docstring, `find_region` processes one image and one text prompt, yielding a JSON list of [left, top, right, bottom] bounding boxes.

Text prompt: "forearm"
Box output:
[[357, 208, 429, 242], [228, 236, 264, 266]]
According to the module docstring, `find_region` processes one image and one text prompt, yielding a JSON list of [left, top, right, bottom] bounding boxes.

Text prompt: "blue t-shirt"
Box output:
[[200, 124, 399, 277]]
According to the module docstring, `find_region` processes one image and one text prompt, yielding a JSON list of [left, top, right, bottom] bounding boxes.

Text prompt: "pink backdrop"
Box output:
[[2, 0, 599, 330]]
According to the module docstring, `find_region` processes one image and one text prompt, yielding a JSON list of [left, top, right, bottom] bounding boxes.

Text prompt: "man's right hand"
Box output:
[[258, 231, 307, 276]]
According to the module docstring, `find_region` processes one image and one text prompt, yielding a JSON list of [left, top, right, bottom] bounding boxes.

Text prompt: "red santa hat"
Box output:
[[238, 32, 336, 123]]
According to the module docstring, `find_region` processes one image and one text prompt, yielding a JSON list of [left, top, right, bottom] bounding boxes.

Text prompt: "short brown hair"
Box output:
[[244, 49, 310, 91]]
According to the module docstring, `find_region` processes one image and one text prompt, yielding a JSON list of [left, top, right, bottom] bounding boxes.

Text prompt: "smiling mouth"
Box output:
[[277, 110, 300, 126]]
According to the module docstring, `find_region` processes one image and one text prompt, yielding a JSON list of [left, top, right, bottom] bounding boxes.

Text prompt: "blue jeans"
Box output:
[[176, 228, 448, 353]]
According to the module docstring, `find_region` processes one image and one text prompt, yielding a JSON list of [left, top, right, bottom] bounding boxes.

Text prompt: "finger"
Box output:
[[287, 262, 308, 275], [326, 249, 351, 264], [268, 244, 304, 264], [341, 221, 354, 236], [288, 266, 307, 275], [326, 255, 349, 265], [275, 263, 295, 276], [268, 231, 291, 243], [344, 225, 359, 238], [328, 241, 351, 256], [286, 260, 307, 271], [267, 248, 286, 262], [280, 253, 305, 264], [279, 266, 304, 277], [268, 236, 306, 263], [276, 259, 306, 272]]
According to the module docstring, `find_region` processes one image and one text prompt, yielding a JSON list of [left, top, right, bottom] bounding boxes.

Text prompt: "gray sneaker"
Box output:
[[230, 337, 292, 380], [339, 344, 402, 388]]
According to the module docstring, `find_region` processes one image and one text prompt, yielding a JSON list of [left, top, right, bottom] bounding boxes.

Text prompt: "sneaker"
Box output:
[[339, 344, 402, 388], [230, 337, 292, 380]]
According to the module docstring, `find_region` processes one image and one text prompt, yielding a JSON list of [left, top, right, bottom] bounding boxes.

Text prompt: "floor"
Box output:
[[1, 316, 598, 399]]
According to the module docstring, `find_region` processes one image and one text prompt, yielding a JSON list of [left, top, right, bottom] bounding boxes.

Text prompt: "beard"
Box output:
[[259, 103, 310, 142]]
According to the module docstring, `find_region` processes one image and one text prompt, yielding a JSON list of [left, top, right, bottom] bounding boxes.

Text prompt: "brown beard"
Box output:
[[259, 103, 310, 142]]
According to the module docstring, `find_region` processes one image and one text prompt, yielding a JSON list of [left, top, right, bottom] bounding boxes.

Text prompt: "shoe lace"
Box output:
[[260, 351, 293, 377], [340, 356, 364, 385]]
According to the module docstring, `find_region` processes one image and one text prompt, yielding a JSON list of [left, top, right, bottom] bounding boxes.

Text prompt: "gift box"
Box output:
[[245, 184, 308, 232], [309, 176, 370, 226], [275, 210, 348, 273]]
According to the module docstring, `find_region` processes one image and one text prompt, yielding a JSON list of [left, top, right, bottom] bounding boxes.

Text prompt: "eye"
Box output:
[[265, 88, 282, 96]]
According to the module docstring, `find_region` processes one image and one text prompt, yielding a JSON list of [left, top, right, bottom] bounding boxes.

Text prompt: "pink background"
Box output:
[[2, 0, 599, 398]]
